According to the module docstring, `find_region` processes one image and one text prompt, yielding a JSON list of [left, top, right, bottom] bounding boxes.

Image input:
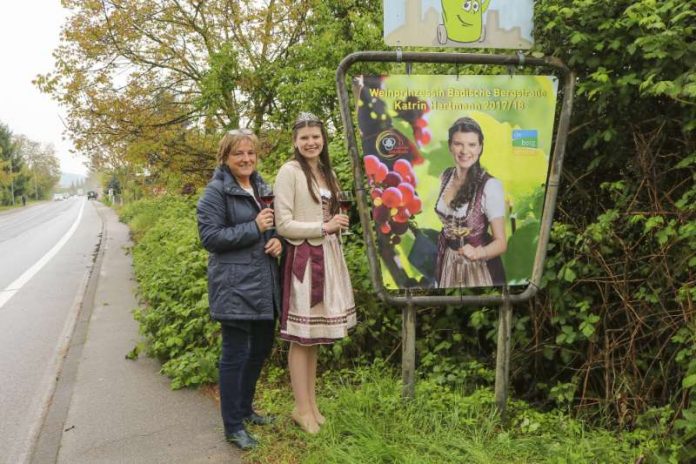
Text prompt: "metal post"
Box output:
[[401, 299, 416, 399], [494, 286, 513, 415]]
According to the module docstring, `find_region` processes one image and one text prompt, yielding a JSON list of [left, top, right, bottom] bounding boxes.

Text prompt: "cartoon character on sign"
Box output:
[[438, 0, 490, 44]]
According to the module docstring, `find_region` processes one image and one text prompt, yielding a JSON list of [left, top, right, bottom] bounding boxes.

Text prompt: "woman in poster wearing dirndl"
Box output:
[[435, 116, 507, 288]]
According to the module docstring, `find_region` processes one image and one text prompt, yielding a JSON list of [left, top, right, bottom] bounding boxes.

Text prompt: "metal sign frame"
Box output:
[[336, 51, 575, 307], [337, 52, 575, 408]]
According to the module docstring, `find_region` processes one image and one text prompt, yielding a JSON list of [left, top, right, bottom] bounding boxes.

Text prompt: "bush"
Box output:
[[122, 195, 220, 388]]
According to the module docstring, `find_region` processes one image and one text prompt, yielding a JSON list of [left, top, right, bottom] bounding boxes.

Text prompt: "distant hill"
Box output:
[[60, 172, 86, 188]]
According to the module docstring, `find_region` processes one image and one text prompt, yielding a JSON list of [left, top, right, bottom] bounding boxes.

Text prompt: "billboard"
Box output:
[[384, 0, 534, 49], [354, 74, 558, 289]]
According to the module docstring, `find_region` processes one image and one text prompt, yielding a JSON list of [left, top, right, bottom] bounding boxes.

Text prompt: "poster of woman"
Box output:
[[354, 74, 558, 290]]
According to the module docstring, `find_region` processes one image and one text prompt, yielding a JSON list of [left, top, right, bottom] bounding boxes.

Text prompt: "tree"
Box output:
[[37, 0, 314, 185], [0, 124, 11, 188], [14, 136, 61, 201], [0, 122, 27, 206]]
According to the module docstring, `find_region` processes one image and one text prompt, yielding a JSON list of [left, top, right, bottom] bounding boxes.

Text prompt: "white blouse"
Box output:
[[436, 177, 505, 220]]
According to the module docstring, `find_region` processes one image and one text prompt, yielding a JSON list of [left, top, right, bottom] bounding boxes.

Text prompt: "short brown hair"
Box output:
[[216, 129, 259, 166]]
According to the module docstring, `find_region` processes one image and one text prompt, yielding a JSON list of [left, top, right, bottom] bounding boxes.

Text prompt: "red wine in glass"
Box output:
[[259, 194, 274, 209], [338, 191, 353, 235], [259, 191, 275, 229], [338, 199, 352, 213]]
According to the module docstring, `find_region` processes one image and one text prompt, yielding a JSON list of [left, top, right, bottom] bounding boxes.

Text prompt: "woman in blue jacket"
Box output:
[[196, 129, 282, 450]]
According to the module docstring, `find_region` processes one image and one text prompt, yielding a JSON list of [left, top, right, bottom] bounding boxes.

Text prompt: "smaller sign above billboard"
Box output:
[[384, 0, 534, 49]]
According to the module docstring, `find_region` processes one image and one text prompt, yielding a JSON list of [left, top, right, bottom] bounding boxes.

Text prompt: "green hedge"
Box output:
[[122, 196, 220, 389]]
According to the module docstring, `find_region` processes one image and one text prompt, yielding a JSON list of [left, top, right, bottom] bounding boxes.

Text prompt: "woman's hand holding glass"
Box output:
[[337, 191, 354, 235], [255, 208, 275, 232], [258, 185, 275, 230], [323, 214, 349, 235]]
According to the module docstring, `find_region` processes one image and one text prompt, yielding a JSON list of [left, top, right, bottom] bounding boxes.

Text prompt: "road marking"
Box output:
[[0, 199, 86, 310]]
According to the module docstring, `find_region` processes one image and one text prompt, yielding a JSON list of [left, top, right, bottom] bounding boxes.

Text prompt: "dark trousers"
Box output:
[[219, 321, 275, 435]]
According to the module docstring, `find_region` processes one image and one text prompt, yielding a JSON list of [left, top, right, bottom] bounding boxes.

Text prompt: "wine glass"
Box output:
[[337, 190, 354, 236], [258, 186, 275, 229]]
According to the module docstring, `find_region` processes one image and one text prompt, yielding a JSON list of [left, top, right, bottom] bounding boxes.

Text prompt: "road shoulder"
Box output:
[[32, 204, 239, 464]]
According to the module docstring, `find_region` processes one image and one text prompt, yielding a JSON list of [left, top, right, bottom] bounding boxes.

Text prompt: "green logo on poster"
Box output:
[[512, 129, 538, 149]]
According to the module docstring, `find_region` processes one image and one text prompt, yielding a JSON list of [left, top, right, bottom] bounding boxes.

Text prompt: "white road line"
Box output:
[[0, 199, 86, 310]]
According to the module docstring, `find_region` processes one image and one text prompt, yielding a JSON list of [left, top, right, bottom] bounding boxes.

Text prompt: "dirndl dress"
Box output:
[[280, 193, 357, 345], [435, 169, 506, 288]]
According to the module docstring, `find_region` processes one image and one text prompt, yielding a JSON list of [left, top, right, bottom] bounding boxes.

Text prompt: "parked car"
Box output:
[[87, 191, 98, 200]]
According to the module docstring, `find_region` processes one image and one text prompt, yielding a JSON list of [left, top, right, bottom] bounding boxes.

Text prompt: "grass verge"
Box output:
[[243, 361, 668, 464]]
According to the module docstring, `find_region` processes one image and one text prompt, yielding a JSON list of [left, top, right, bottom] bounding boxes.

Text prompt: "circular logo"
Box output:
[[376, 129, 409, 159], [380, 135, 397, 152]]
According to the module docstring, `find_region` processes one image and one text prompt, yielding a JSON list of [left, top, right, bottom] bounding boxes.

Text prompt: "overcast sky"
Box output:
[[0, 1, 87, 176]]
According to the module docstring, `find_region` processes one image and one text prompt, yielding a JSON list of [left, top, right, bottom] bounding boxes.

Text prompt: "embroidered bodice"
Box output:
[[320, 188, 332, 222], [435, 168, 503, 247]]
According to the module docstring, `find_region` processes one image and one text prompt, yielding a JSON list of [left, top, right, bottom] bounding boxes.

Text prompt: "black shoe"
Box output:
[[244, 412, 276, 426], [226, 429, 258, 450]]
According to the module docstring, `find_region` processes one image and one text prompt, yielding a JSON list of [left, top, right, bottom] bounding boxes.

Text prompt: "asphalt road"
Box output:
[[0, 197, 102, 464]]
